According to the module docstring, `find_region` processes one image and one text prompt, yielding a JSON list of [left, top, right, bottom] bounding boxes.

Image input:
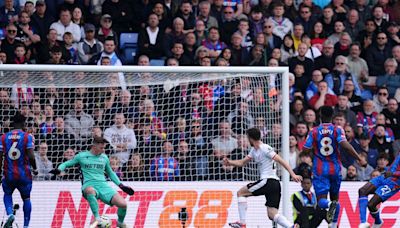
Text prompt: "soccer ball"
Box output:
[[98, 215, 112, 228]]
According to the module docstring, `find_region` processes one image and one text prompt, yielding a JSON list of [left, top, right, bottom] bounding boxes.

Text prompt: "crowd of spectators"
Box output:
[[1, 0, 400, 182]]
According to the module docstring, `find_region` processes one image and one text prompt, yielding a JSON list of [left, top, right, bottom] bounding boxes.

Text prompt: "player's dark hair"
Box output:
[[246, 128, 261, 141], [319, 106, 334, 123], [12, 112, 26, 129]]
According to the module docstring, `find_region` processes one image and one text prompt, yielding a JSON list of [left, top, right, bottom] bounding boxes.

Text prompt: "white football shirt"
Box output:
[[247, 143, 279, 180]]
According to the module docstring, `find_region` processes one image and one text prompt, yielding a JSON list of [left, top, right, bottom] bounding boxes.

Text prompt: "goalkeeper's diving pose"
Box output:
[[50, 137, 134, 228]]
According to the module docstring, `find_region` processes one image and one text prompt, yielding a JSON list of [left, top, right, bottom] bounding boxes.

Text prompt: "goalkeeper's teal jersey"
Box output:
[[58, 150, 121, 186]]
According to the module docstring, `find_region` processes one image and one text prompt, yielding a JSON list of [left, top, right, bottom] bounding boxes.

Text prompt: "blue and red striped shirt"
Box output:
[[304, 123, 346, 176], [150, 155, 180, 181], [0, 130, 34, 181]]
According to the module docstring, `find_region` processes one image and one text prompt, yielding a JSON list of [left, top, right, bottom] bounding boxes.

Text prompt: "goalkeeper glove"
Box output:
[[119, 183, 135, 195], [49, 169, 61, 176]]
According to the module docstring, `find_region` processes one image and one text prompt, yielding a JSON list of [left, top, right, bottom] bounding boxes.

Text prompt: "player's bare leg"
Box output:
[[267, 207, 297, 228], [358, 183, 377, 228], [111, 193, 128, 228], [368, 195, 383, 228], [229, 186, 252, 228], [85, 187, 101, 228]]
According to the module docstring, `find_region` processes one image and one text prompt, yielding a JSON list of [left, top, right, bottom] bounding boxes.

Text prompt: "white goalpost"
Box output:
[[0, 65, 291, 227]]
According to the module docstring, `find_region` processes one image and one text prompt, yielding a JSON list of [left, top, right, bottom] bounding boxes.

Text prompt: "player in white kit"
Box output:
[[224, 128, 302, 228]]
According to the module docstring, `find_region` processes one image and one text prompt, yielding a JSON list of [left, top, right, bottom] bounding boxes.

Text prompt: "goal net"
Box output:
[[0, 65, 290, 227]]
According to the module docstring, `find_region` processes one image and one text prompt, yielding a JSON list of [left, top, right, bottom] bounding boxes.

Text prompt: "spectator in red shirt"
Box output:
[[308, 81, 338, 110]]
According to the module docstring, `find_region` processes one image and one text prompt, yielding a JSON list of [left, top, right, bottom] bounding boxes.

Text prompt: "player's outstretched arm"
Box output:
[[273, 154, 303, 182], [104, 156, 134, 195], [50, 154, 81, 176], [340, 141, 363, 163], [223, 156, 251, 167]]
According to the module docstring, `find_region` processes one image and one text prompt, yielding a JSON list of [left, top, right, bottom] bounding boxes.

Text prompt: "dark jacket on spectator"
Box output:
[[36, 41, 71, 64], [138, 27, 165, 59], [1, 38, 22, 63], [102, 0, 133, 33], [314, 54, 335, 74], [365, 44, 392, 76], [30, 11, 55, 42], [381, 108, 400, 139], [369, 136, 394, 163]]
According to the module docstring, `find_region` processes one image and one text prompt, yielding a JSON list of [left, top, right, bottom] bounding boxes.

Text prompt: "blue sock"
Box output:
[[3, 194, 13, 215], [332, 202, 341, 223], [371, 210, 382, 225], [359, 197, 368, 223], [318, 198, 330, 209], [23, 199, 32, 227]]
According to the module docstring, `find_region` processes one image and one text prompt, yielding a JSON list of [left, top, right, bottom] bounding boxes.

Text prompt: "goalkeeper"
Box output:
[[50, 137, 134, 228]]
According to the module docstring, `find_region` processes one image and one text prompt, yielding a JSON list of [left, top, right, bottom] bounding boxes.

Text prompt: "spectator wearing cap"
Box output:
[[0, 24, 22, 63], [0, 0, 19, 28], [102, 0, 133, 34], [97, 14, 117, 45], [50, 8, 81, 43], [78, 23, 104, 64], [30, 0, 55, 42]]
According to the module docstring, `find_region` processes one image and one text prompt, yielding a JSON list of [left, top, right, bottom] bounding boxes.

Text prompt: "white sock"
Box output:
[[273, 214, 293, 228], [238, 197, 247, 224]]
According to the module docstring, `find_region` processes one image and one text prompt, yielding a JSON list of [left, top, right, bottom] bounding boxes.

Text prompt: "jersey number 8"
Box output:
[[320, 137, 334, 156], [8, 142, 21, 160]]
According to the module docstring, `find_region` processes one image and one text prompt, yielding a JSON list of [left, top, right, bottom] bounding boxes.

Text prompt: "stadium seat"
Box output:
[[122, 47, 137, 65], [150, 59, 165, 66], [119, 33, 138, 49]]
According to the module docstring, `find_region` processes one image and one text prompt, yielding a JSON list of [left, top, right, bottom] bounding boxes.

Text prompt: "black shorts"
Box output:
[[247, 178, 281, 208]]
